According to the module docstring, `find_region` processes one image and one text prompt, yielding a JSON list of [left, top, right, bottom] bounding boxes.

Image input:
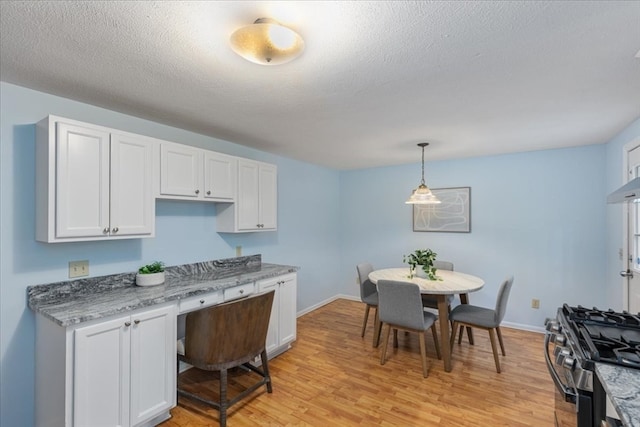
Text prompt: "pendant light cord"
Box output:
[[420, 144, 426, 185]]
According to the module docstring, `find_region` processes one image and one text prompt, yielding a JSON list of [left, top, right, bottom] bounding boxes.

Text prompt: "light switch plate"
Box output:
[[69, 260, 89, 278]]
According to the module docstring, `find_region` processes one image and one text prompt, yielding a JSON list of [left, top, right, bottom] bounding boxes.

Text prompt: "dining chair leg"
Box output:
[[450, 321, 459, 350], [393, 328, 399, 348], [373, 308, 383, 348], [361, 305, 370, 337], [430, 324, 441, 360], [488, 328, 502, 373], [496, 326, 506, 356], [418, 332, 429, 378], [380, 324, 391, 365], [458, 324, 464, 344]]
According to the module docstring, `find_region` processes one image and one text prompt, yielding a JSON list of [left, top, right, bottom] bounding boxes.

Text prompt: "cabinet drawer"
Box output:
[[179, 291, 223, 314], [223, 283, 254, 301]]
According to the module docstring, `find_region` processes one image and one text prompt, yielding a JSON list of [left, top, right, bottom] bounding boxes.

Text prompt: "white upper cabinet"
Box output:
[[159, 142, 236, 202], [217, 159, 277, 232], [36, 116, 154, 243], [204, 151, 236, 200]]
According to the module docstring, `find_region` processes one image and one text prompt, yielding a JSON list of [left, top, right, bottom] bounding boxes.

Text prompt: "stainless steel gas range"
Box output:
[[545, 304, 640, 427]]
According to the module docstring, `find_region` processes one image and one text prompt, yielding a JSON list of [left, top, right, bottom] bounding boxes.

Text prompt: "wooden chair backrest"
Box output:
[[184, 290, 275, 370]]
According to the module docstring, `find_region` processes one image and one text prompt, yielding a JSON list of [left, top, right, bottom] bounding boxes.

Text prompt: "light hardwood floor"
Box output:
[[162, 298, 555, 426]]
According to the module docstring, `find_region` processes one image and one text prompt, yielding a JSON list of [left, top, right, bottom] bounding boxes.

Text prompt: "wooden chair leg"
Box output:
[[488, 328, 501, 373], [458, 324, 464, 344], [496, 327, 506, 356], [373, 308, 383, 348], [361, 305, 370, 337], [393, 328, 399, 348], [260, 350, 272, 393], [418, 332, 429, 378], [220, 368, 228, 427], [450, 321, 459, 350], [430, 324, 441, 360], [380, 324, 391, 365]]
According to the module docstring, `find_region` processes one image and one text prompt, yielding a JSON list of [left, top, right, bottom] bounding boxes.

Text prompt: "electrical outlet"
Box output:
[[235, 246, 242, 257], [69, 260, 89, 278], [531, 298, 540, 309]]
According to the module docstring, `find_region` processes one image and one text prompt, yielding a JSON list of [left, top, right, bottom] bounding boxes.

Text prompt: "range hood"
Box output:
[[607, 177, 640, 203]]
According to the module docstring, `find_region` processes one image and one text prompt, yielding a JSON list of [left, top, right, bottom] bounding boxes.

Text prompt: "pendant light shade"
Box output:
[[230, 18, 304, 65], [406, 143, 441, 204]]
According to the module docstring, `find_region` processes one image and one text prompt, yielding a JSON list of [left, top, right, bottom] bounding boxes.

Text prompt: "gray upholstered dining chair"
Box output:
[[449, 276, 514, 373], [177, 291, 275, 427], [377, 279, 441, 378], [421, 260, 454, 310], [356, 263, 380, 341]]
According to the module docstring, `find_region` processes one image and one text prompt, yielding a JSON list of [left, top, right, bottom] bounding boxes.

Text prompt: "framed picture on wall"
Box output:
[[413, 187, 471, 233]]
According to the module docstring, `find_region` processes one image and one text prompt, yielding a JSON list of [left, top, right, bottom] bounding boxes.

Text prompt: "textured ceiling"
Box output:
[[1, 1, 639, 170]]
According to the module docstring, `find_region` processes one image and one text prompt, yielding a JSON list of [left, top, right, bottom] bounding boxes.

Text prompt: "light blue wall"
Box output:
[[339, 145, 609, 329], [0, 82, 341, 427], [2, 80, 639, 427], [605, 118, 640, 310]]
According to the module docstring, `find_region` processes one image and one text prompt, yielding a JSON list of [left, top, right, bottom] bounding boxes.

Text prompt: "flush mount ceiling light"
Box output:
[[406, 143, 441, 205], [230, 18, 304, 65]]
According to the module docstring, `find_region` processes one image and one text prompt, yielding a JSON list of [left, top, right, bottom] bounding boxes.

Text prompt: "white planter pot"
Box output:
[[415, 268, 428, 279], [136, 271, 165, 287]]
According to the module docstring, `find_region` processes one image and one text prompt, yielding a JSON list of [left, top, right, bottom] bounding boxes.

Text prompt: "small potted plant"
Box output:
[[136, 261, 166, 287], [403, 249, 438, 280]]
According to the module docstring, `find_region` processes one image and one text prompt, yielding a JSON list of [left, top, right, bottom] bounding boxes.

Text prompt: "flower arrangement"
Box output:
[[403, 249, 439, 280]]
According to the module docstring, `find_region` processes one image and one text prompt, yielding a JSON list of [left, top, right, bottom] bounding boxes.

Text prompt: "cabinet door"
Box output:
[[258, 278, 280, 354], [129, 305, 176, 426], [204, 152, 236, 200], [160, 143, 202, 198], [279, 275, 297, 345], [110, 134, 154, 236], [258, 163, 278, 230], [237, 160, 260, 230], [74, 316, 131, 427], [56, 122, 110, 238]]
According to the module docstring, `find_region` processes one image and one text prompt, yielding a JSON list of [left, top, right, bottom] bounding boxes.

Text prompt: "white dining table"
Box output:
[[368, 267, 485, 373]]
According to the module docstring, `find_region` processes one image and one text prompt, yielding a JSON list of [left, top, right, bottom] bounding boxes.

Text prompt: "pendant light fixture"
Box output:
[[230, 18, 304, 65], [406, 143, 441, 204]]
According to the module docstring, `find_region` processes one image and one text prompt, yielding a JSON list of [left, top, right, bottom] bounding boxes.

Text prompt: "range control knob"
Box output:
[[555, 348, 571, 366], [545, 320, 561, 334], [552, 335, 567, 346], [563, 356, 576, 371]]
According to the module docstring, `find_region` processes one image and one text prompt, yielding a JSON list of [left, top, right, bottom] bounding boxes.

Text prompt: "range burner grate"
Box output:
[[563, 304, 640, 370]]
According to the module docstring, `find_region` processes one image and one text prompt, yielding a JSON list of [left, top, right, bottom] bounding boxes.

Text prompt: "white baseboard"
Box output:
[[296, 294, 359, 317], [296, 296, 547, 334]]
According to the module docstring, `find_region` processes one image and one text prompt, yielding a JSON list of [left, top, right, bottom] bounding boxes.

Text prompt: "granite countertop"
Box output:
[[28, 255, 298, 327], [595, 363, 640, 427]]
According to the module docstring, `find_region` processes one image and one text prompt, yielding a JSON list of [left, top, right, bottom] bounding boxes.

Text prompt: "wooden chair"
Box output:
[[356, 262, 381, 345], [449, 276, 514, 373], [177, 291, 275, 427], [377, 280, 441, 378]]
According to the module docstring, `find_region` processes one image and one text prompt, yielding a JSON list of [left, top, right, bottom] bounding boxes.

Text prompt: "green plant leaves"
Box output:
[[138, 261, 165, 274]]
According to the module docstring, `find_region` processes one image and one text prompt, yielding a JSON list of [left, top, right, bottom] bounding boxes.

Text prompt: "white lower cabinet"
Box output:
[[35, 305, 176, 427], [257, 273, 297, 357]]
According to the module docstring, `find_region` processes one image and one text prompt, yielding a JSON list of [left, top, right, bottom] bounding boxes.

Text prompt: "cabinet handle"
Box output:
[[206, 190, 211, 195], [134, 319, 140, 325], [112, 227, 119, 233], [195, 189, 200, 194], [124, 321, 131, 327], [103, 227, 110, 234], [200, 299, 205, 304]]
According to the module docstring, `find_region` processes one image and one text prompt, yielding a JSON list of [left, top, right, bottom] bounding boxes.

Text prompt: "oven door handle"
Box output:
[[544, 333, 577, 404]]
